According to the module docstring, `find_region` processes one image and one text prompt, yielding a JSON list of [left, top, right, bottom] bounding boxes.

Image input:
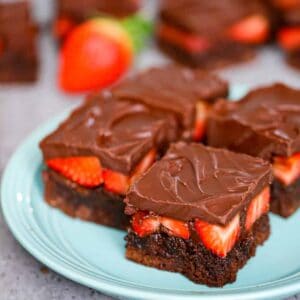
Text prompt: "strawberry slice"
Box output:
[[273, 152, 300, 186], [131, 149, 157, 183], [132, 211, 160, 237], [160, 217, 190, 239], [278, 27, 300, 51], [103, 169, 129, 195], [245, 187, 270, 231], [228, 14, 269, 44], [157, 23, 211, 53], [46, 156, 103, 188], [53, 17, 76, 40], [194, 214, 240, 258], [193, 101, 208, 141]]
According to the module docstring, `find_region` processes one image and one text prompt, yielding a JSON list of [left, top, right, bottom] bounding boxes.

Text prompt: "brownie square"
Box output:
[[112, 64, 229, 141], [0, 0, 38, 82], [40, 93, 179, 228], [207, 83, 300, 217], [156, 0, 272, 69], [125, 142, 273, 286]]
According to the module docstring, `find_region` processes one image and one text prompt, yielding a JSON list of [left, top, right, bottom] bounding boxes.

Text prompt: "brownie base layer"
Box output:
[[43, 170, 129, 230], [271, 178, 300, 217], [126, 215, 270, 287], [157, 38, 255, 69]]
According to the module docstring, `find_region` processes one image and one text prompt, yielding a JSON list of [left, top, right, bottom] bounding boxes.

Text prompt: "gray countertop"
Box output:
[[1, 1, 300, 299]]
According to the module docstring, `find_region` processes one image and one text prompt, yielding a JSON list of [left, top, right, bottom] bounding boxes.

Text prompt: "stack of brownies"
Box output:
[[39, 64, 300, 287]]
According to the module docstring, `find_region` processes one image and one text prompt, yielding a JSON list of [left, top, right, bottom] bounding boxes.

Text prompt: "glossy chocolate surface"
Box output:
[[126, 142, 272, 225], [207, 83, 300, 159], [112, 65, 228, 139], [40, 94, 178, 174]]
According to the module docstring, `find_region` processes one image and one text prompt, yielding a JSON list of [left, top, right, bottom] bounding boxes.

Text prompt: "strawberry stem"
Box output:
[[121, 15, 153, 53]]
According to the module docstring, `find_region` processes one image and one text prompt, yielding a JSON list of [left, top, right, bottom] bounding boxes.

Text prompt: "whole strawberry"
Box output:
[[59, 15, 152, 92]]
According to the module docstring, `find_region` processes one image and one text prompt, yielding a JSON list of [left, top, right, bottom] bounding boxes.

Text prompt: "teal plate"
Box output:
[[1, 86, 300, 300]]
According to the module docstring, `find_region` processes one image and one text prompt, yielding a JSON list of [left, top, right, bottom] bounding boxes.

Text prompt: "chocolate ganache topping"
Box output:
[[126, 142, 272, 225], [207, 83, 300, 160], [40, 94, 178, 174], [112, 64, 228, 136], [159, 0, 270, 37]]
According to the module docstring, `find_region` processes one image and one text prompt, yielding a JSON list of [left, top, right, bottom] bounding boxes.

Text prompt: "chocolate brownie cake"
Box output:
[[207, 83, 300, 217], [156, 0, 272, 68], [0, 0, 38, 82], [125, 142, 273, 286], [112, 65, 229, 141], [40, 93, 179, 229], [54, 0, 140, 41], [270, 0, 300, 70]]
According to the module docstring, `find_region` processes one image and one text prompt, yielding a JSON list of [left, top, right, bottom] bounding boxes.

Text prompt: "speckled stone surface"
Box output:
[[0, 0, 300, 299]]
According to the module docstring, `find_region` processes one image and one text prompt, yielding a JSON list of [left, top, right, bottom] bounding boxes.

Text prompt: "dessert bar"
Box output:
[[125, 142, 273, 286], [156, 0, 272, 68], [40, 93, 178, 229], [112, 64, 229, 141], [207, 83, 300, 217], [54, 0, 140, 41], [0, 0, 38, 82]]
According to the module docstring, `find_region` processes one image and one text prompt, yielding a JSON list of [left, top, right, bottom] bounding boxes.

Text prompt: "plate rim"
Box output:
[[1, 98, 300, 300]]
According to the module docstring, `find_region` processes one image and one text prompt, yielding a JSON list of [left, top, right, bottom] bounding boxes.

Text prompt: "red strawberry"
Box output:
[[132, 211, 160, 237], [157, 23, 210, 53], [103, 169, 129, 195], [193, 102, 208, 141], [245, 187, 270, 231], [273, 152, 300, 186], [46, 156, 103, 188], [228, 14, 269, 44], [53, 17, 76, 41], [130, 149, 156, 183], [160, 217, 190, 239], [194, 214, 240, 258], [278, 27, 300, 51], [59, 16, 151, 93]]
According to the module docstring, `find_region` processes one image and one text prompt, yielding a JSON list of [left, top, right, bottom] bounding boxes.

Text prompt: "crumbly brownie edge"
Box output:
[[271, 178, 300, 218], [125, 215, 270, 287], [43, 170, 129, 230]]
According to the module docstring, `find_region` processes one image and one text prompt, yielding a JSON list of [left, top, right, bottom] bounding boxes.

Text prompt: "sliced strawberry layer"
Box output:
[[245, 187, 270, 231], [0, 37, 5, 56], [278, 27, 300, 51], [193, 101, 208, 141], [131, 211, 190, 239], [160, 217, 190, 239], [194, 214, 240, 258], [103, 169, 129, 195], [46, 156, 103, 188], [228, 14, 269, 44], [104, 148, 157, 195], [157, 23, 211, 53], [273, 0, 300, 9], [53, 17, 76, 40], [273, 152, 300, 186]]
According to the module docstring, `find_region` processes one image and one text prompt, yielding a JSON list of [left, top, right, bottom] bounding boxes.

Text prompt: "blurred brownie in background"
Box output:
[[0, 0, 38, 82], [53, 0, 140, 42], [156, 0, 273, 69], [207, 83, 300, 217], [273, 0, 300, 70]]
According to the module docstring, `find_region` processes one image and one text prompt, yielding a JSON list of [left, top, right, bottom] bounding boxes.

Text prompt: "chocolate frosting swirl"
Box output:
[[40, 94, 178, 174], [126, 142, 272, 225]]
